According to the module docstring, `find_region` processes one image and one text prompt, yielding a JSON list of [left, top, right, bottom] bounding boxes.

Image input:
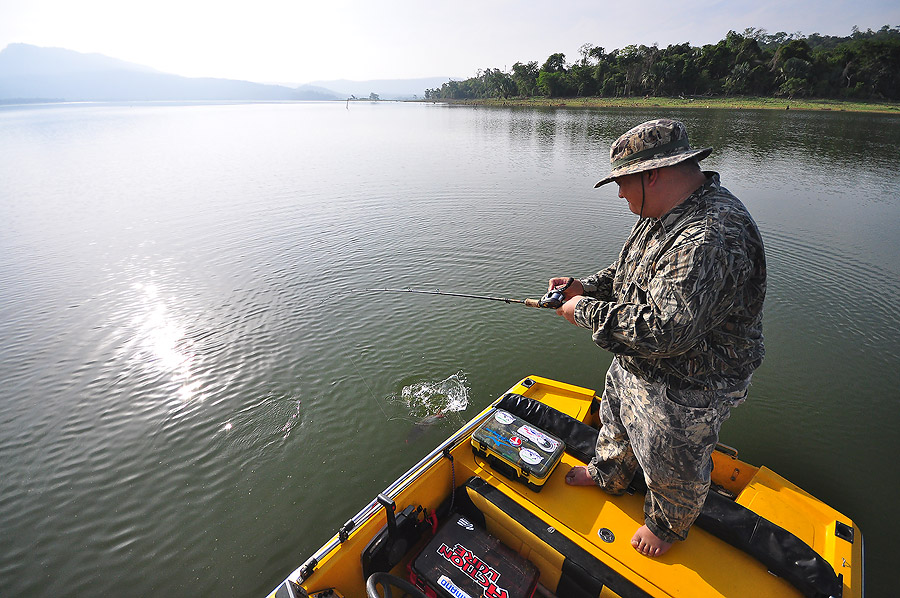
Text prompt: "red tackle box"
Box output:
[[409, 514, 539, 598]]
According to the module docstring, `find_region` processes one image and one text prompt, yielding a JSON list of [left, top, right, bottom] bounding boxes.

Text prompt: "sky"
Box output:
[[1, 0, 898, 84]]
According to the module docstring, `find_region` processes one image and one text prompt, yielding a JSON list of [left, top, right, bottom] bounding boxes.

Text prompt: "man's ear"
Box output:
[[646, 168, 660, 185]]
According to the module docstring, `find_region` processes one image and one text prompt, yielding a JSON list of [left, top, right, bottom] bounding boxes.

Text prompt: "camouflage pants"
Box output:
[[586, 358, 748, 543]]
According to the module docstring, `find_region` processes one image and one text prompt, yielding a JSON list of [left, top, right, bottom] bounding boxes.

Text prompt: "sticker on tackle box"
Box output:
[[494, 411, 515, 425], [517, 424, 559, 452], [519, 448, 542, 466], [471, 409, 565, 491]]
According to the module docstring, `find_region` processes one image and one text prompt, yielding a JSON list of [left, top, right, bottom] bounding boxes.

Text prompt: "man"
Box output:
[[549, 119, 766, 557]]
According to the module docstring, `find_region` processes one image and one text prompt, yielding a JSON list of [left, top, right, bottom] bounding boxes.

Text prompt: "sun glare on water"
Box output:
[[127, 281, 203, 410]]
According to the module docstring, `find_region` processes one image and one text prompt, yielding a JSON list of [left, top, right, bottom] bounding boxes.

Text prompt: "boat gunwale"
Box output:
[[273, 375, 863, 598], [285, 404, 500, 585]]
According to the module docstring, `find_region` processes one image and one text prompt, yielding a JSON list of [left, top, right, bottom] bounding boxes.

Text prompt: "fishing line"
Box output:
[[335, 320, 424, 424], [312, 290, 400, 422], [344, 345, 396, 422], [320, 281, 570, 424], [344, 346, 450, 425]]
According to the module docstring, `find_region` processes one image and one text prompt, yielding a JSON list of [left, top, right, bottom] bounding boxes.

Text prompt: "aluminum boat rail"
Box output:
[[287, 405, 497, 583]]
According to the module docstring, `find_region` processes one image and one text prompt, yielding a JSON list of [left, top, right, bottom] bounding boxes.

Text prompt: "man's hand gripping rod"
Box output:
[[535, 277, 574, 309]]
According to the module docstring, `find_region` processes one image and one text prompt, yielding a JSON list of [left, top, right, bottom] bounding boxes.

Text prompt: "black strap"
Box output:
[[466, 477, 654, 598], [495, 394, 842, 598], [496, 393, 599, 464], [611, 137, 690, 169], [696, 492, 842, 598]]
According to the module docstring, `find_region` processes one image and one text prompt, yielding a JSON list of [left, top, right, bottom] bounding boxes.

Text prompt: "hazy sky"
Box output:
[[1, 0, 898, 84]]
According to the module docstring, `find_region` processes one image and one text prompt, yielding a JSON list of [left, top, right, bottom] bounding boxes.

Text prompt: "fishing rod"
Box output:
[[338, 278, 573, 426], [354, 278, 574, 309]]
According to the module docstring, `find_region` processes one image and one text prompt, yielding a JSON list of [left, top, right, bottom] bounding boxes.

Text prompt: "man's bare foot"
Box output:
[[565, 466, 598, 486], [631, 525, 673, 557]]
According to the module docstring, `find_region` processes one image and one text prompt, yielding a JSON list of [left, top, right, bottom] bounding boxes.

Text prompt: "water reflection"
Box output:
[[131, 283, 191, 370], [127, 281, 202, 412]]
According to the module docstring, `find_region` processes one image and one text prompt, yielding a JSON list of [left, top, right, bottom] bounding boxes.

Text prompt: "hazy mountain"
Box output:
[[0, 43, 341, 102], [0, 43, 161, 77], [0, 44, 455, 103], [307, 77, 455, 100], [296, 83, 347, 100]]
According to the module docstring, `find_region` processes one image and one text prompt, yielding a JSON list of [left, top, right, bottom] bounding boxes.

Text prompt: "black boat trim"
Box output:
[[463, 476, 654, 598], [496, 393, 844, 598]]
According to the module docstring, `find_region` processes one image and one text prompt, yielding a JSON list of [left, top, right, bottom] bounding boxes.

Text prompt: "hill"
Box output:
[[0, 44, 341, 102]]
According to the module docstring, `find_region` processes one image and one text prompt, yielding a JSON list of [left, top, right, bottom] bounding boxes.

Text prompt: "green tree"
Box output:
[[645, 43, 695, 96], [849, 36, 900, 98], [426, 25, 900, 101], [541, 53, 567, 73], [511, 61, 539, 96], [614, 45, 647, 95], [569, 63, 598, 96], [537, 71, 576, 97], [537, 52, 576, 97], [696, 41, 733, 93], [770, 39, 814, 96], [482, 68, 516, 99]]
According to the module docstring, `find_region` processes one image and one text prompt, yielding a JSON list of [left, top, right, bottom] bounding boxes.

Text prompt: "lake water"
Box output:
[[1, 101, 898, 597]]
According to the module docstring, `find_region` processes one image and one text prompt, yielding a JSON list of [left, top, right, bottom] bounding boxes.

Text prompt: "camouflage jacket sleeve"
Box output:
[[579, 263, 616, 301], [573, 240, 736, 358]]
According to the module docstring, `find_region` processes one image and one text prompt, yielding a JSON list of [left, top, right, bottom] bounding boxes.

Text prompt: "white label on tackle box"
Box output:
[[494, 411, 515, 425], [438, 575, 474, 598], [519, 448, 542, 465], [517, 424, 560, 453]]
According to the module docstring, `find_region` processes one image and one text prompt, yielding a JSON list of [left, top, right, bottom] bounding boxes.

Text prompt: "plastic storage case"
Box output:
[[471, 409, 565, 492], [409, 514, 539, 598]]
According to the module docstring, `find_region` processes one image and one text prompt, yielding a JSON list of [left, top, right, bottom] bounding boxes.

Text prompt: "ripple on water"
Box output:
[[763, 224, 900, 358], [217, 391, 304, 460]]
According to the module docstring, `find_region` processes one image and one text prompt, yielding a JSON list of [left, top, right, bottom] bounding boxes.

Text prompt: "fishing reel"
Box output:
[[538, 277, 574, 309]]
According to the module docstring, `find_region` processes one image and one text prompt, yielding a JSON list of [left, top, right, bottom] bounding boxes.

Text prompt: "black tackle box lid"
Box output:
[[410, 514, 539, 598]]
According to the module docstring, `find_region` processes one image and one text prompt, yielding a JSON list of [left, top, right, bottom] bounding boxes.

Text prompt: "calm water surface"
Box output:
[[1, 101, 898, 596]]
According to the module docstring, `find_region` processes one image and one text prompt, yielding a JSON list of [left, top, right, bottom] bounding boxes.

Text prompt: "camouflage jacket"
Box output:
[[574, 172, 766, 391]]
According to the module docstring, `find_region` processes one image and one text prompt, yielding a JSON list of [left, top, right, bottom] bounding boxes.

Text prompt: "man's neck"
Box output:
[[655, 170, 707, 217]]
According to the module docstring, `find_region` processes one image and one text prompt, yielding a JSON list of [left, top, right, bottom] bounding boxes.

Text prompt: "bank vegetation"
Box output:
[[425, 26, 900, 109]]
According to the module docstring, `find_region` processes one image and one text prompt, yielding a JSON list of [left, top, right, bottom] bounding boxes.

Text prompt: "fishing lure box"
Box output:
[[409, 514, 539, 598], [470, 409, 565, 492]]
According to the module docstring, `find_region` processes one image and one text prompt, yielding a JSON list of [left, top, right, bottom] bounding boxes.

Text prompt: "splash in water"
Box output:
[[399, 371, 469, 418], [396, 371, 470, 443]]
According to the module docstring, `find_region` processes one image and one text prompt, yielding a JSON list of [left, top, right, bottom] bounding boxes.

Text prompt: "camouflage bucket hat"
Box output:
[[594, 119, 712, 187]]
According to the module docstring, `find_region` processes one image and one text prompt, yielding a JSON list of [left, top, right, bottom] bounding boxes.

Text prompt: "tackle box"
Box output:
[[470, 409, 565, 492], [409, 514, 539, 598]]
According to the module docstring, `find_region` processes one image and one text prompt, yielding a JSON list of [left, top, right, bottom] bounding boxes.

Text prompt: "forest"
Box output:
[[425, 26, 900, 101]]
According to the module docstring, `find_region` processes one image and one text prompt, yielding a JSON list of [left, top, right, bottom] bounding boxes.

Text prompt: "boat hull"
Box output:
[[268, 375, 863, 598]]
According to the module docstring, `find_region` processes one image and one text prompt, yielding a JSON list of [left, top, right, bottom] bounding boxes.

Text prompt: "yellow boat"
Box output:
[[267, 375, 864, 598]]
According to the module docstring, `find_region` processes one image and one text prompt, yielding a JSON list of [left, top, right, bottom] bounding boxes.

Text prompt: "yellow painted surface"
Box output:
[[268, 375, 863, 598]]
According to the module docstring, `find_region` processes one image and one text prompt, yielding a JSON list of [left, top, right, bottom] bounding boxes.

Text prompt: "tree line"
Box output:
[[425, 26, 900, 101]]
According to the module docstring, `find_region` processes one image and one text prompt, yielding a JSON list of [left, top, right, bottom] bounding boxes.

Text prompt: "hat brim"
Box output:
[[594, 147, 712, 188]]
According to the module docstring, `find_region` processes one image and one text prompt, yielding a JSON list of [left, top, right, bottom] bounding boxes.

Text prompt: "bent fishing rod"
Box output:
[[353, 278, 574, 309]]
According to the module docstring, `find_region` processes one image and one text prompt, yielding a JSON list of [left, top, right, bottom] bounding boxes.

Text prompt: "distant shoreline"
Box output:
[[429, 96, 900, 114], [4, 96, 897, 114]]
